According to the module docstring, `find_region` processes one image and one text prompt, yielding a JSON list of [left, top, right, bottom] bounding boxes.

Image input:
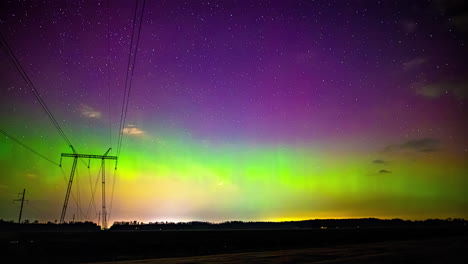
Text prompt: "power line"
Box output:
[[107, 0, 112, 149], [121, 0, 146, 155], [0, 33, 74, 150], [116, 0, 139, 158], [116, 0, 146, 158], [108, 0, 145, 225], [0, 128, 60, 166]]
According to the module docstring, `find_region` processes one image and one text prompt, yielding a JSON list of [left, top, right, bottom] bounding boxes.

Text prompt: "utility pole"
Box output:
[[13, 189, 28, 223], [59, 148, 116, 228]]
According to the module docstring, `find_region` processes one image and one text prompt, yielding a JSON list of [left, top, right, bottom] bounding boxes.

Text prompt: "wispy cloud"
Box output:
[[415, 80, 467, 100], [123, 125, 145, 136], [372, 159, 387, 164], [379, 169, 391, 174], [80, 104, 102, 119], [26, 173, 38, 179], [402, 57, 426, 71]]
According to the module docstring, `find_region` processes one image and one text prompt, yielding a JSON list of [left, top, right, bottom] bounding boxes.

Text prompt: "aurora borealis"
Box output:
[[0, 0, 467, 224]]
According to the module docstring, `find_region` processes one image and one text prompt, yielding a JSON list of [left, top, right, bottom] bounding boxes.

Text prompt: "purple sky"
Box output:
[[0, 1, 467, 222], [1, 1, 467, 144]]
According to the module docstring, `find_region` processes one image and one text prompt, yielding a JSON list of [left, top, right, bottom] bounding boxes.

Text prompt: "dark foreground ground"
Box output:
[[92, 236, 468, 264], [3, 227, 467, 263]]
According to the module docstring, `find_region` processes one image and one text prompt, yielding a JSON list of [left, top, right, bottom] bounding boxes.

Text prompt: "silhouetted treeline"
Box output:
[[1, 218, 465, 232], [0, 219, 100, 232], [111, 218, 467, 231]]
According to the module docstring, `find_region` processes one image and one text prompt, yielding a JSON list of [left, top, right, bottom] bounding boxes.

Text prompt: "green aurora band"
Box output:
[[1, 121, 466, 223]]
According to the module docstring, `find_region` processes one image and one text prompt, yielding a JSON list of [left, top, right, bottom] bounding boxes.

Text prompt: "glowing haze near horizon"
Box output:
[[0, 0, 467, 224]]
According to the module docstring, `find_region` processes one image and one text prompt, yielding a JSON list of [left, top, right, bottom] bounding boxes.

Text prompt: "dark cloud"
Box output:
[[401, 19, 418, 33], [419, 148, 439, 153], [383, 138, 441, 153], [400, 138, 441, 152], [432, 0, 468, 32], [383, 144, 399, 152], [379, 169, 391, 174], [451, 13, 468, 32], [372, 159, 386, 164]]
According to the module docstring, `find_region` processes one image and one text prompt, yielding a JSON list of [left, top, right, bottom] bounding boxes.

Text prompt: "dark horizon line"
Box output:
[[3, 217, 466, 225]]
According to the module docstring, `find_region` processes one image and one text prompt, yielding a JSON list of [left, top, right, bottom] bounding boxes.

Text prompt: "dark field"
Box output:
[[3, 227, 467, 263], [92, 236, 468, 264]]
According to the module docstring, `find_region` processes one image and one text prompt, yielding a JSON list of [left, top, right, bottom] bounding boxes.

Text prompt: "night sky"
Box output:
[[0, 0, 467, 224]]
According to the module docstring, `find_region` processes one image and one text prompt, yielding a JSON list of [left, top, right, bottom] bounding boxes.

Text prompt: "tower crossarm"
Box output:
[[61, 153, 117, 160]]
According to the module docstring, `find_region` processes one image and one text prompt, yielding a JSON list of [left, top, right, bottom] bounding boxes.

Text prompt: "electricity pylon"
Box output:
[[59, 147, 117, 229]]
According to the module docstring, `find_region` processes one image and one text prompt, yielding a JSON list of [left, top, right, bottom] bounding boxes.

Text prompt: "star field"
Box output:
[[0, 0, 467, 223]]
